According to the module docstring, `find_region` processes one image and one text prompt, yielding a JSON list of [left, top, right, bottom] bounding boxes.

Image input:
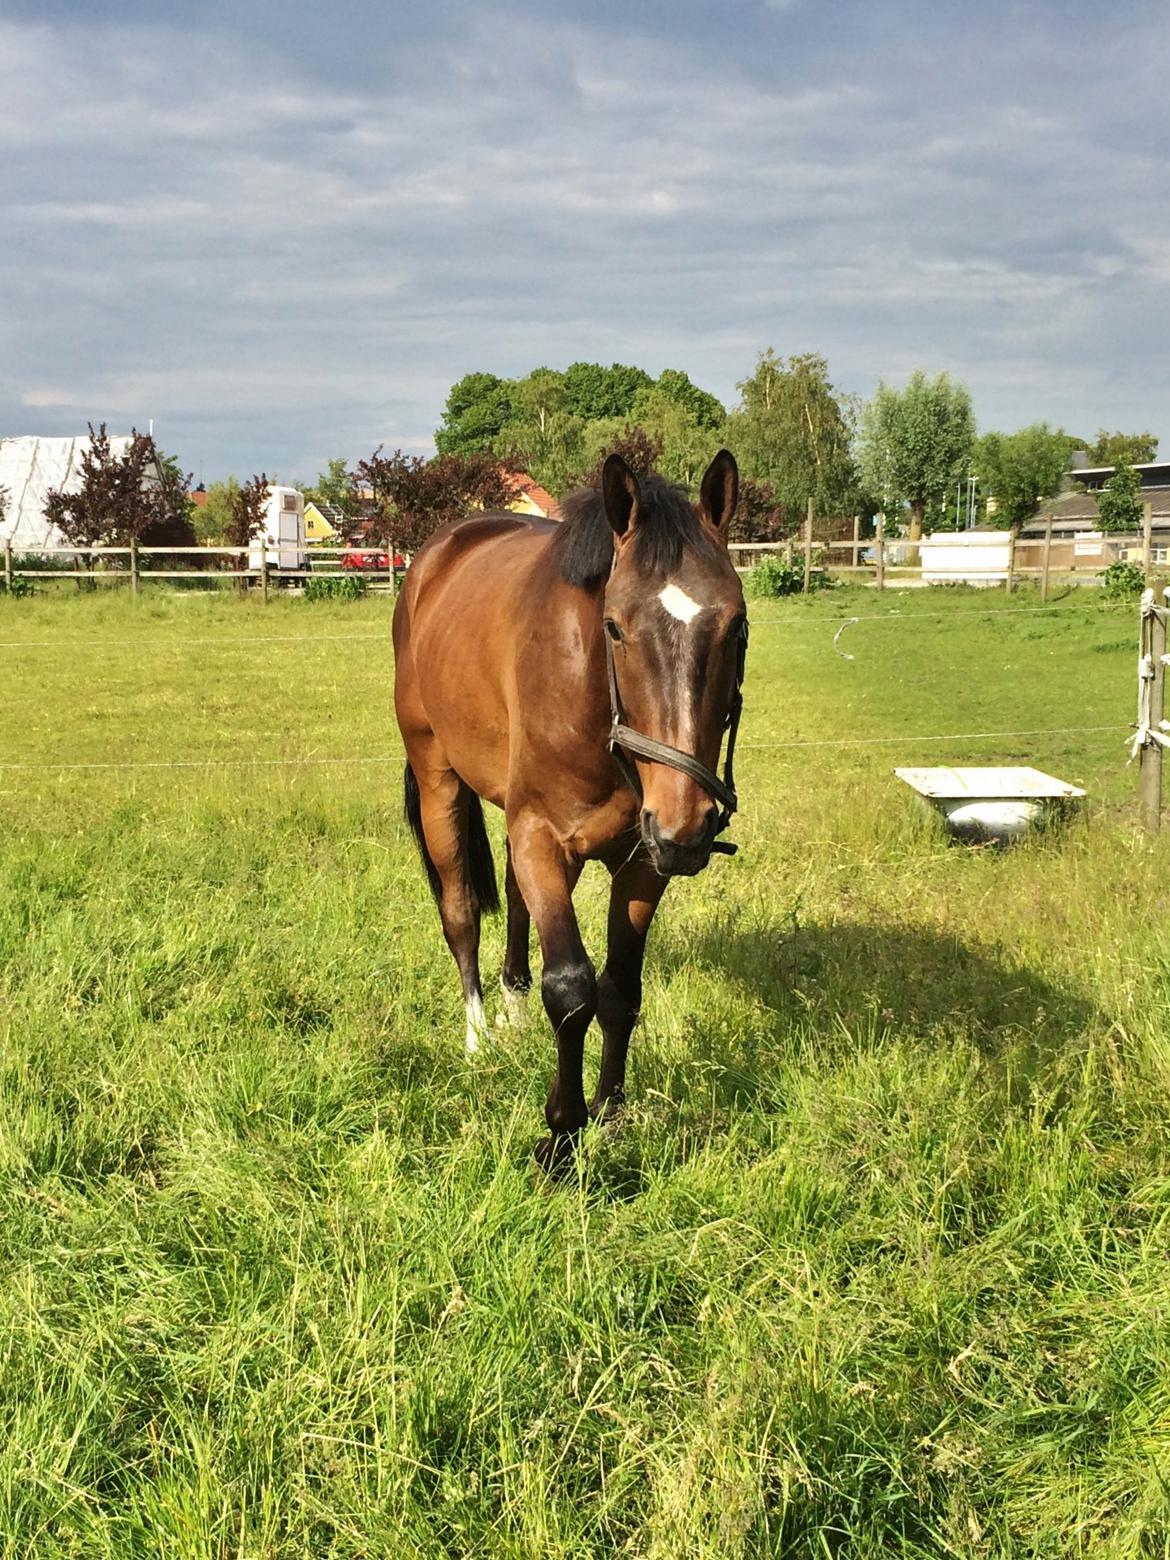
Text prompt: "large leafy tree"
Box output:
[[1086, 430, 1158, 467], [434, 373, 515, 456], [725, 350, 859, 519], [561, 361, 653, 422], [973, 423, 1073, 528], [653, 369, 725, 432], [858, 371, 975, 542], [1096, 463, 1144, 534], [356, 448, 511, 553]]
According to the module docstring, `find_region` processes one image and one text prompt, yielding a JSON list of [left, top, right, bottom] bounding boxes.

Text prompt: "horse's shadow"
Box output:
[[581, 913, 1098, 1199], [627, 912, 1097, 1118]]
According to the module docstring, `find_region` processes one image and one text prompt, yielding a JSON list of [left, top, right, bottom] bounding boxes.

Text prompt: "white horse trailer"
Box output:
[[249, 486, 307, 571]]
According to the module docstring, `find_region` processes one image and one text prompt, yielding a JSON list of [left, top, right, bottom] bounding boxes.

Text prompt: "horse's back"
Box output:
[[393, 511, 560, 803]]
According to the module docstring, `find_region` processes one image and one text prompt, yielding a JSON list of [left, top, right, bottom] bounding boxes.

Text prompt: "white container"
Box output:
[[249, 486, 306, 570], [895, 766, 1085, 844], [919, 530, 1013, 586]]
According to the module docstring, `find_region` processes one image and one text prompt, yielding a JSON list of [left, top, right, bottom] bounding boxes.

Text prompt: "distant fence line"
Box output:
[[2, 511, 1162, 599]]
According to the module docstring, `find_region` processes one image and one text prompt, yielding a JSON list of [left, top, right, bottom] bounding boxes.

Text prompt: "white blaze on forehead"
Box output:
[[658, 582, 703, 624]]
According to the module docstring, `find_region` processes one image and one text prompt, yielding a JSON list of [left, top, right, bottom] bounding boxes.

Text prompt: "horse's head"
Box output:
[[602, 450, 747, 877]]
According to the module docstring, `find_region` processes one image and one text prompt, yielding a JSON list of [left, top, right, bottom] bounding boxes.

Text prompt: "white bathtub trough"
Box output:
[[895, 766, 1085, 844]]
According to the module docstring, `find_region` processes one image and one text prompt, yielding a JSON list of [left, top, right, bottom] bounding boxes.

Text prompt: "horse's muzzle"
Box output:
[[640, 807, 717, 877]]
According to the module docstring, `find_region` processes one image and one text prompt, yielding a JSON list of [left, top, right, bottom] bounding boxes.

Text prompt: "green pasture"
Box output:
[[2, 585, 1168, 1557]]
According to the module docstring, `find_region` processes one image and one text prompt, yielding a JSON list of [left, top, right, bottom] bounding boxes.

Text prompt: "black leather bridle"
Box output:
[[604, 615, 748, 856]]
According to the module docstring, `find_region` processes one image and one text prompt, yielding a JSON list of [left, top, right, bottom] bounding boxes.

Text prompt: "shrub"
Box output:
[[302, 575, 367, 603], [745, 554, 830, 597], [1101, 560, 1146, 600], [0, 573, 35, 598]]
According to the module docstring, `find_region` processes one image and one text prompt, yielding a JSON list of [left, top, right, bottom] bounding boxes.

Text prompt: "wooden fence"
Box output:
[[3, 498, 1160, 598]]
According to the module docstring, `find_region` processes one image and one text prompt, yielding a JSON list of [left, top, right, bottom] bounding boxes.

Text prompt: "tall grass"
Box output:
[[1, 586, 1167, 1556]]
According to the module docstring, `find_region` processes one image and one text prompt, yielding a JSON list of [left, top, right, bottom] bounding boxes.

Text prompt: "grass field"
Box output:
[[2, 583, 1169, 1557]]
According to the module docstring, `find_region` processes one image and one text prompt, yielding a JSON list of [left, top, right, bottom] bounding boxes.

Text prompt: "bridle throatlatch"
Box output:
[[604, 618, 748, 856]]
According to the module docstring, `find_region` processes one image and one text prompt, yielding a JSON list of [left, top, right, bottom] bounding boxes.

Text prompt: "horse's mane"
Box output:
[[552, 473, 718, 588]]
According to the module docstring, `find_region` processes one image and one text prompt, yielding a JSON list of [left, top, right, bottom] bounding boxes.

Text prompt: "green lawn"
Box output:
[[2, 584, 1168, 1557]]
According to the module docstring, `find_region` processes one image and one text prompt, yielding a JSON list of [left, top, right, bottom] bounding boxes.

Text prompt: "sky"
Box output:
[[2, 0, 1168, 483]]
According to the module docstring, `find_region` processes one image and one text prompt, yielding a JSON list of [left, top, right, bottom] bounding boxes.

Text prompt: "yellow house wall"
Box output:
[[304, 502, 337, 541]]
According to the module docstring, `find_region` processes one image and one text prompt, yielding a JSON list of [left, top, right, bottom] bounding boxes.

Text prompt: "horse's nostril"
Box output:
[[640, 808, 662, 848]]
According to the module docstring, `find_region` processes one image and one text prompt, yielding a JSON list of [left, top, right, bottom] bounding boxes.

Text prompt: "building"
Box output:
[[502, 471, 561, 519], [304, 500, 344, 542], [0, 433, 166, 550], [1018, 460, 1170, 571]]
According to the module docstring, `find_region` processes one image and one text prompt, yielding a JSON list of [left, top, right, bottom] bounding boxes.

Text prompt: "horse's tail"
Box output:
[[465, 792, 500, 916], [403, 761, 499, 915]]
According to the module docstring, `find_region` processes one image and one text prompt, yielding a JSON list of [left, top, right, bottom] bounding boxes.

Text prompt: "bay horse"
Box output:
[[392, 451, 747, 1167]]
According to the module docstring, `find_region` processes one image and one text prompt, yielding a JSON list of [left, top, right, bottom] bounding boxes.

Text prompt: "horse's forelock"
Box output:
[[553, 475, 717, 588]]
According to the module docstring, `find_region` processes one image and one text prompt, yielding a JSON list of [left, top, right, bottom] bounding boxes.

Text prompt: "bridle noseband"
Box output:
[[604, 611, 748, 857]]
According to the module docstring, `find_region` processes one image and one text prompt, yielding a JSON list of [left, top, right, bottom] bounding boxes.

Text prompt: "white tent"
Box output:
[[0, 434, 140, 550]]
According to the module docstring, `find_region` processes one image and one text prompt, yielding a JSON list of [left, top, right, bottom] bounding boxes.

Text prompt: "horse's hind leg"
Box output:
[[406, 750, 492, 1053], [497, 839, 532, 1028]]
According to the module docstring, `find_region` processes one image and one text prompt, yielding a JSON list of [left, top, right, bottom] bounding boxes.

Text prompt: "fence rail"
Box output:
[[2, 518, 1158, 597]]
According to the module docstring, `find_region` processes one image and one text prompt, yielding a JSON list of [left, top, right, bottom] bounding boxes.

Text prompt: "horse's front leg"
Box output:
[[592, 856, 667, 1122], [508, 821, 590, 1168]]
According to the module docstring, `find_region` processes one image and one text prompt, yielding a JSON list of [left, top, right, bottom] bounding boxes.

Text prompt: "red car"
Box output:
[[340, 548, 404, 571]]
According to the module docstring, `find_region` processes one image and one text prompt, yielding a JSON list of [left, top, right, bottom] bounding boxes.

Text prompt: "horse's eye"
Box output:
[[604, 619, 623, 643]]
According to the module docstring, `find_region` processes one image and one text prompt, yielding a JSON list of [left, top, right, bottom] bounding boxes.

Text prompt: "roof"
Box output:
[[1067, 460, 1170, 489], [1020, 485, 1170, 535], [0, 434, 141, 549], [502, 470, 560, 518]]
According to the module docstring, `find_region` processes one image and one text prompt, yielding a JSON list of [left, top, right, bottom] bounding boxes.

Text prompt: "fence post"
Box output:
[[388, 542, 395, 593], [1137, 586, 1168, 835], [851, 513, 860, 573], [802, 496, 814, 595], [1040, 510, 1053, 603], [1142, 499, 1154, 582], [875, 513, 885, 591], [130, 536, 140, 596], [260, 540, 269, 604], [1005, 527, 1017, 595], [783, 538, 794, 567], [3, 540, 11, 595]]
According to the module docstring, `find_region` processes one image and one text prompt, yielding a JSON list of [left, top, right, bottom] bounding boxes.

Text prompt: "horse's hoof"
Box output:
[[589, 1095, 625, 1129], [533, 1133, 578, 1177]]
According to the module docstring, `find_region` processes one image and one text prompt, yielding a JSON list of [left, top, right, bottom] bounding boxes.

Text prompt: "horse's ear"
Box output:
[[699, 449, 738, 532], [602, 453, 641, 538]]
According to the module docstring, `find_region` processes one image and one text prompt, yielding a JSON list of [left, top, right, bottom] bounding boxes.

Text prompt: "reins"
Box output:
[[604, 615, 748, 857]]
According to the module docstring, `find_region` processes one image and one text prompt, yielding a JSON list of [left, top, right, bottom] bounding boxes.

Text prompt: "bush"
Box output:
[[0, 573, 35, 598], [745, 554, 831, 597], [1101, 560, 1145, 600], [302, 575, 368, 603]]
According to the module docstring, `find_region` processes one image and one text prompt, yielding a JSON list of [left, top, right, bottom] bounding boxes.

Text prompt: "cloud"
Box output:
[[1, 2, 1169, 477]]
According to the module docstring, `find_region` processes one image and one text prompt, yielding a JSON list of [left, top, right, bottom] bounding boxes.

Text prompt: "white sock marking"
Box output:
[[464, 993, 487, 1054], [658, 582, 703, 623], [495, 977, 528, 1029]]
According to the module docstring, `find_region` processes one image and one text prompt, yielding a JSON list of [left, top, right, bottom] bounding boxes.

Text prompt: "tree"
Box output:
[[434, 373, 514, 456], [564, 425, 666, 493], [725, 350, 859, 520], [1086, 430, 1158, 467], [1096, 463, 1144, 534], [197, 478, 240, 545], [653, 369, 725, 431], [355, 448, 512, 553], [561, 362, 653, 422], [303, 457, 361, 521], [973, 423, 1073, 529], [858, 371, 975, 543], [224, 474, 270, 568], [729, 476, 791, 543], [44, 423, 196, 566]]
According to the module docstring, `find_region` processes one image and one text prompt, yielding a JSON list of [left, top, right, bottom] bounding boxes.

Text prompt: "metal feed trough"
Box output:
[[895, 766, 1085, 844]]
